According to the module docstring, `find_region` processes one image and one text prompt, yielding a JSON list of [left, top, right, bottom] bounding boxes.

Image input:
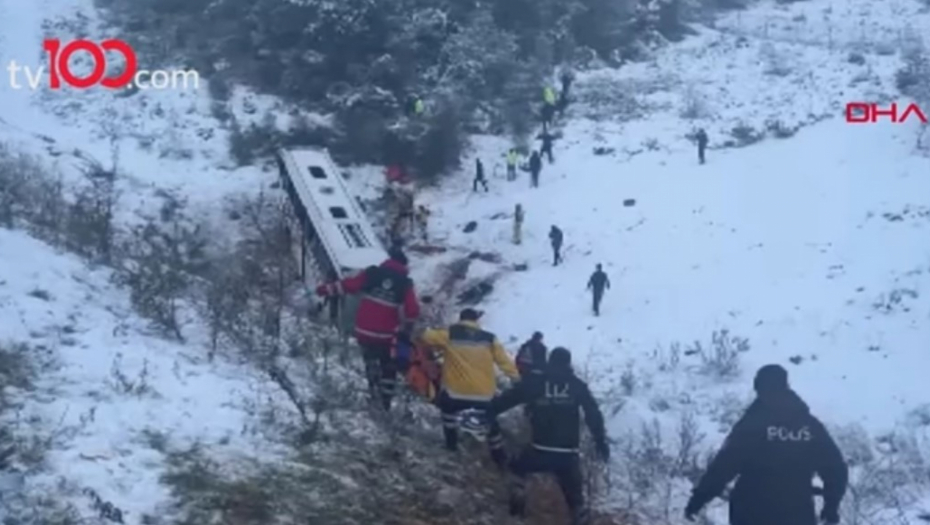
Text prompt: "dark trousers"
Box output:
[[592, 290, 603, 316], [437, 391, 506, 466], [698, 145, 706, 164], [507, 165, 516, 181], [552, 245, 562, 266], [473, 177, 489, 192], [508, 447, 589, 524], [531, 172, 539, 187], [542, 104, 554, 129], [360, 341, 397, 410], [541, 144, 553, 163]]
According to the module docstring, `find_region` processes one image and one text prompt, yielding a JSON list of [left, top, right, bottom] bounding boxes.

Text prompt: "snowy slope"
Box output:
[[0, 228, 294, 521], [410, 1, 930, 520], [1, 0, 929, 522]]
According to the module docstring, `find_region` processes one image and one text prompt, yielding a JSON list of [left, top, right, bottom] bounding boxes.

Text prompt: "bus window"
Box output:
[[329, 206, 348, 219], [309, 166, 327, 179], [339, 223, 371, 248]]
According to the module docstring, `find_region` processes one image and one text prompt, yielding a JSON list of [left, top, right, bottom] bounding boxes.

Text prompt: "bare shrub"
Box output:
[[63, 159, 118, 263], [760, 43, 792, 76], [679, 85, 710, 120], [0, 145, 66, 238], [612, 413, 707, 523], [727, 123, 763, 146], [113, 192, 210, 340], [833, 425, 930, 525], [690, 329, 748, 380]]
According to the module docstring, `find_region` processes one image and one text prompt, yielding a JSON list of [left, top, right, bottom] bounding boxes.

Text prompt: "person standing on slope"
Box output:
[[557, 70, 574, 117], [685, 364, 849, 525], [542, 85, 557, 130], [316, 247, 420, 410], [419, 308, 519, 468], [696, 128, 708, 165], [529, 151, 542, 188], [538, 129, 556, 164], [515, 331, 547, 377], [506, 148, 519, 181], [489, 347, 609, 525], [549, 225, 564, 266], [473, 158, 489, 192], [513, 204, 524, 245], [587, 264, 610, 316]]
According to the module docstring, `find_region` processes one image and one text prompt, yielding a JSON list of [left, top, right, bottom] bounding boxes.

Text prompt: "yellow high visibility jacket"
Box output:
[[506, 150, 518, 166], [543, 87, 556, 105], [420, 320, 519, 402], [414, 99, 425, 114]]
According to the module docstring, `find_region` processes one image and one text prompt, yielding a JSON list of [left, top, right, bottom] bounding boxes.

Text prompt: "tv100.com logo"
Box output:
[[43, 38, 138, 89]]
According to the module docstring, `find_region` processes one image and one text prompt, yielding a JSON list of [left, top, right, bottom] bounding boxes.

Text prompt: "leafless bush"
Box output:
[[679, 86, 710, 120], [727, 123, 763, 147], [0, 145, 66, 239], [113, 192, 210, 340], [760, 43, 792, 76], [612, 413, 708, 523], [107, 353, 154, 397], [691, 329, 748, 380], [63, 159, 119, 263], [833, 424, 930, 525]]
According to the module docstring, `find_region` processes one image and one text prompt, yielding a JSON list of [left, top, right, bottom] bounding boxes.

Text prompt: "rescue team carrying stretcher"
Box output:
[[315, 247, 850, 525]]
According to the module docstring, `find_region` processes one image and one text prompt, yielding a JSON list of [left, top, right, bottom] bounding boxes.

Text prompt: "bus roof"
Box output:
[[277, 147, 387, 276]]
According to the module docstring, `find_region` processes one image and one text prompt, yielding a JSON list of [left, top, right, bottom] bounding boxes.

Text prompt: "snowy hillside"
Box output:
[[1, 0, 930, 522]]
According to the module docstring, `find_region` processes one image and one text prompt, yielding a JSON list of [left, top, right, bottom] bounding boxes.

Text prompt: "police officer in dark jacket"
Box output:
[[587, 264, 610, 316], [685, 364, 848, 525], [490, 347, 609, 525], [538, 130, 556, 163]]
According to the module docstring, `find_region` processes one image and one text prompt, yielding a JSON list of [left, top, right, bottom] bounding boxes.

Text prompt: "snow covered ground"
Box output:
[[1, 0, 929, 522]]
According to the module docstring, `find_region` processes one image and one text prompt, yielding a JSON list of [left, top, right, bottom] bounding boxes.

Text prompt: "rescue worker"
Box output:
[[587, 264, 610, 316], [489, 347, 609, 525], [542, 86, 557, 130], [529, 151, 542, 188], [512, 204, 524, 245], [506, 148, 518, 181], [474, 158, 489, 192], [696, 128, 708, 164], [685, 365, 848, 525], [549, 225, 563, 266], [419, 308, 519, 468], [558, 70, 574, 116], [515, 331, 547, 377], [411, 97, 425, 116], [538, 129, 556, 164], [414, 205, 430, 242], [316, 247, 420, 410]]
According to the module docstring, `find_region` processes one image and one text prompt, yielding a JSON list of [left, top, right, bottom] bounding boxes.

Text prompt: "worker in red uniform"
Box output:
[[316, 247, 420, 410]]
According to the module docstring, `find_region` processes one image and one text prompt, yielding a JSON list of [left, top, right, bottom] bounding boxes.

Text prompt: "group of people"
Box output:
[[314, 246, 850, 525]]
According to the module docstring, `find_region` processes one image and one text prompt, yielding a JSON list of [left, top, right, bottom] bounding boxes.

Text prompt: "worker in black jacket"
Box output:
[[685, 364, 848, 525], [489, 347, 609, 525], [515, 331, 547, 377], [586, 264, 610, 316]]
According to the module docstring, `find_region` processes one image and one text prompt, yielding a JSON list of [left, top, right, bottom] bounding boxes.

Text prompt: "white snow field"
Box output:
[[1, 0, 929, 522]]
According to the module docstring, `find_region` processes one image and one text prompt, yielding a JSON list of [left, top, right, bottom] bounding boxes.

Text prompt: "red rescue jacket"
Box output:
[[316, 259, 420, 345]]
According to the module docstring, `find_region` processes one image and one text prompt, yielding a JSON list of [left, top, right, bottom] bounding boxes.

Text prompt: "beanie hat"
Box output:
[[548, 347, 571, 369], [754, 364, 789, 394], [532, 331, 543, 340], [459, 308, 482, 321]]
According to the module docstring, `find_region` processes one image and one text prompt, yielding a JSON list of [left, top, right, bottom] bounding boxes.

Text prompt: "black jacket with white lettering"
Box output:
[[489, 366, 606, 453], [689, 389, 848, 525]]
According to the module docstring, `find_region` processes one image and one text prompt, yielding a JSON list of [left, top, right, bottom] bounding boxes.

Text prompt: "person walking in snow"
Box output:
[[529, 151, 542, 188], [696, 128, 708, 165], [542, 86, 557, 130], [587, 264, 610, 316], [549, 225, 563, 266], [557, 70, 574, 117], [538, 129, 556, 164], [419, 308, 519, 468], [512, 204, 524, 245], [685, 365, 848, 525], [316, 247, 420, 410], [415, 205, 430, 242], [473, 158, 489, 192], [506, 148, 518, 181], [489, 347, 609, 525], [515, 331, 547, 377]]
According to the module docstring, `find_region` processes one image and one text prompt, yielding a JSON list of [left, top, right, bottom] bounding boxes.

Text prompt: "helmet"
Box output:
[[459, 409, 489, 437]]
